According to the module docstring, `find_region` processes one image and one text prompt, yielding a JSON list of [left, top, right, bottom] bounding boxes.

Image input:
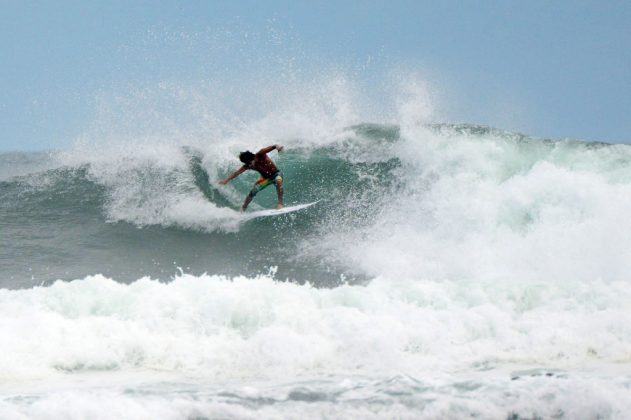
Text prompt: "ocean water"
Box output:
[[2, 113, 631, 418]]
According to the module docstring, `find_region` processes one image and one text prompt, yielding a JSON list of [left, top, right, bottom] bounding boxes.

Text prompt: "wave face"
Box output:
[[3, 121, 631, 418]]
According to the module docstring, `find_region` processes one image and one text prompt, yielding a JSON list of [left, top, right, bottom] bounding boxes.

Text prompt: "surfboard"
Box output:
[[240, 201, 319, 221]]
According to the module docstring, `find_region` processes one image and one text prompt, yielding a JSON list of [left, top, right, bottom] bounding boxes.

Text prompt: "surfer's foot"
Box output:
[[276, 203, 284, 209]]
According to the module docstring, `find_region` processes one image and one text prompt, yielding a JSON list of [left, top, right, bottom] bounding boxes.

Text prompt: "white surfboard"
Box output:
[[240, 201, 319, 221]]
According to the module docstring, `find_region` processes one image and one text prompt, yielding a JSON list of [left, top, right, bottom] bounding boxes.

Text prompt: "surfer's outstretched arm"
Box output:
[[219, 166, 247, 185], [256, 144, 284, 155]]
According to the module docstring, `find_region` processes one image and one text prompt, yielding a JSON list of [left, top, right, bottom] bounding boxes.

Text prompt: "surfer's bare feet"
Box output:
[[276, 203, 284, 209]]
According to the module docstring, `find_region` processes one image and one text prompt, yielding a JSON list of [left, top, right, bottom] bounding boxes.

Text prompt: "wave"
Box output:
[[3, 123, 631, 287], [4, 121, 631, 418], [1, 125, 400, 231]]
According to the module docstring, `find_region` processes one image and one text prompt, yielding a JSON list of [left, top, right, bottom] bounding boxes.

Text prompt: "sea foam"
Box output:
[[2, 273, 630, 381], [1, 273, 631, 418]]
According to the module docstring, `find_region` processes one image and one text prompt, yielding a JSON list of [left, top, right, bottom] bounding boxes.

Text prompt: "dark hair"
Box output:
[[239, 151, 255, 164]]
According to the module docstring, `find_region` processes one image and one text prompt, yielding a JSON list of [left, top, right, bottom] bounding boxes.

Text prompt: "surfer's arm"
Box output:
[[256, 144, 284, 155], [219, 166, 247, 185]]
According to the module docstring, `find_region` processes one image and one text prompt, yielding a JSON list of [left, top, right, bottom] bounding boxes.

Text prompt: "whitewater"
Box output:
[[2, 80, 631, 419]]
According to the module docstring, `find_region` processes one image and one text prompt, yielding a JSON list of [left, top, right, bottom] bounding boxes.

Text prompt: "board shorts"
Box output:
[[248, 170, 283, 198]]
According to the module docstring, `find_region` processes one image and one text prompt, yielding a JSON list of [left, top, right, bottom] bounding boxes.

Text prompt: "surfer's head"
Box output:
[[239, 151, 255, 164]]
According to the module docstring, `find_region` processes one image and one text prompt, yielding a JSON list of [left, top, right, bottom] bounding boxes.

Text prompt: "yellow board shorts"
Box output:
[[248, 171, 283, 198]]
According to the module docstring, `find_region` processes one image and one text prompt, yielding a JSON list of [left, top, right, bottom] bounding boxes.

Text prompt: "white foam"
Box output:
[[2, 374, 631, 420], [1, 274, 631, 418], [1, 274, 630, 381], [309, 123, 631, 285]]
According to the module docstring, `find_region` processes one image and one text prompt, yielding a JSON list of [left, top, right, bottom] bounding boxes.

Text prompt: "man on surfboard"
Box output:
[[219, 144, 285, 211]]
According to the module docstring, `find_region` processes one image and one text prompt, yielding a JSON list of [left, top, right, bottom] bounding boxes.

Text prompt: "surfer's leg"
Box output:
[[274, 175, 284, 209], [242, 178, 271, 211], [241, 194, 254, 212]]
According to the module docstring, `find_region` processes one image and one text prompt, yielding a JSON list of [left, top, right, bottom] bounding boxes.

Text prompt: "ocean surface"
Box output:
[[2, 123, 631, 419]]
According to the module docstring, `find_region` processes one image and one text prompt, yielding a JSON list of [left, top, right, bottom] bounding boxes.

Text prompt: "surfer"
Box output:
[[219, 144, 285, 211]]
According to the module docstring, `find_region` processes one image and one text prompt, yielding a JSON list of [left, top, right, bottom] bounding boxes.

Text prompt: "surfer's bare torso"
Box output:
[[243, 152, 279, 179]]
